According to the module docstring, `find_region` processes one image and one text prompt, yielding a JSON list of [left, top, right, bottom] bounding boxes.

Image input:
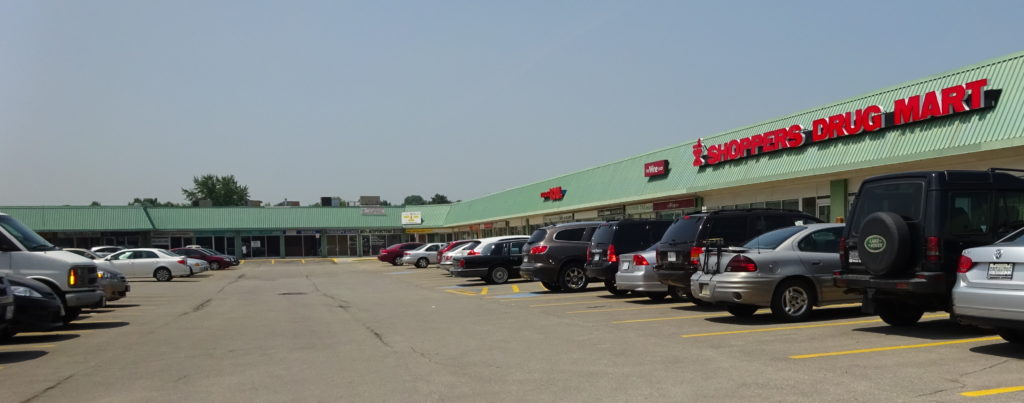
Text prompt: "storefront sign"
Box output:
[[693, 79, 997, 167], [151, 237, 170, 245], [360, 229, 403, 235], [401, 211, 423, 225], [540, 187, 566, 201], [324, 229, 360, 235], [361, 207, 386, 216], [653, 198, 696, 211], [543, 213, 574, 223], [405, 228, 435, 234], [644, 160, 669, 177], [482, 223, 494, 229], [625, 203, 654, 214], [598, 207, 625, 218], [286, 230, 320, 235]]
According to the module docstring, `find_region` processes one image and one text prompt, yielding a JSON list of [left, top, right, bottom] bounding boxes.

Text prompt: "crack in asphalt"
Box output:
[[301, 270, 390, 349], [20, 373, 74, 403], [960, 359, 1009, 377], [192, 298, 212, 313]]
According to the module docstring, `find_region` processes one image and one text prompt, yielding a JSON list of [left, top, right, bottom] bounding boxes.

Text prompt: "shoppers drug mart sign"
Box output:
[[692, 79, 998, 167]]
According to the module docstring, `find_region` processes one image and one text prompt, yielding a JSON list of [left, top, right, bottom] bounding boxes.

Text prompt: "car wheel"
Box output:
[[154, 267, 173, 282], [0, 327, 15, 340], [668, 285, 688, 301], [210, 261, 221, 270], [877, 302, 924, 326], [646, 292, 668, 302], [488, 266, 510, 284], [996, 328, 1024, 344], [727, 305, 758, 317], [188, 267, 194, 277], [62, 307, 82, 324], [541, 281, 562, 291], [390, 259, 401, 266], [604, 279, 629, 296], [558, 264, 589, 292], [771, 280, 816, 322], [416, 258, 429, 269]]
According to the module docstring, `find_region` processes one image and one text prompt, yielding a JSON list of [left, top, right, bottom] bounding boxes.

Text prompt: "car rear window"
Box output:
[[591, 225, 615, 244], [528, 229, 548, 244], [459, 241, 480, 251], [850, 181, 924, 235], [998, 227, 1024, 245], [553, 228, 586, 242], [660, 215, 705, 246], [613, 222, 672, 253], [743, 226, 805, 249]]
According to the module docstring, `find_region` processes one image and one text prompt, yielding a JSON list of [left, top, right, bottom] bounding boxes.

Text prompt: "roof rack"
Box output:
[[988, 168, 1024, 175]]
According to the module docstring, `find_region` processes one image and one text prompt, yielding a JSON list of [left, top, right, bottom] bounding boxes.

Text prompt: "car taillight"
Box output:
[[380, 249, 387, 254], [926, 236, 940, 262], [957, 255, 974, 273], [633, 254, 649, 266], [459, 259, 466, 268], [838, 237, 848, 270], [178, 259, 187, 265], [530, 246, 548, 254], [467, 250, 479, 256], [690, 247, 704, 265], [655, 248, 660, 264], [586, 248, 591, 261], [608, 244, 618, 263], [404, 252, 411, 256], [725, 255, 758, 272], [68, 268, 78, 286]]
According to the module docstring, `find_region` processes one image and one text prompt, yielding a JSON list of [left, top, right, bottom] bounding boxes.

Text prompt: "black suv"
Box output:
[[521, 222, 602, 292], [584, 219, 673, 295], [654, 209, 822, 301], [835, 169, 1024, 326]]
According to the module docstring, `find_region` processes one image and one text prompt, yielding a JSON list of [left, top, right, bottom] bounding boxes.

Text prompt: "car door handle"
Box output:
[[810, 261, 822, 265]]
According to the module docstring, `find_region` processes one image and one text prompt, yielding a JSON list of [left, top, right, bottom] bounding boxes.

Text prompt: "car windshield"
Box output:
[[591, 225, 615, 244], [201, 248, 222, 255], [457, 241, 480, 252], [411, 244, 429, 252], [160, 249, 180, 257], [0, 215, 56, 251], [742, 226, 806, 249]]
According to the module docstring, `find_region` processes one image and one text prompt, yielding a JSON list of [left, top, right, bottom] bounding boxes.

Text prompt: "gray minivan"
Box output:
[[520, 222, 602, 292]]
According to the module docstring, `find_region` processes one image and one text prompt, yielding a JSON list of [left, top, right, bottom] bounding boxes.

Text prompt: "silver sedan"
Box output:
[[400, 243, 447, 268], [615, 249, 670, 301], [690, 223, 857, 322], [954, 228, 1024, 344]]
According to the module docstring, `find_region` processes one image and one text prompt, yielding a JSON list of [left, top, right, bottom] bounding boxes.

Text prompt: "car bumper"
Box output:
[[691, 272, 775, 306], [655, 269, 696, 288], [99, 280, 130, 302], [520, 263, 557, 283], [584, 262, 617, 280], [64, 289, 105, 309], [451, 267, 489, 278], [10, 297, 63, 332], [953, 286, 1024, 325], [615, 268, 667, 292]]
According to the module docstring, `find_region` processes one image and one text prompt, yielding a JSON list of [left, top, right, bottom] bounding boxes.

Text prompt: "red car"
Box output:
[[171, 248, 238, 270], [377, 243, 423, 266], [437, 240, 474, 261]]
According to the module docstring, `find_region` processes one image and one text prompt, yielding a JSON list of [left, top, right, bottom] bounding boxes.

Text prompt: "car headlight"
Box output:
[[97, 270, 107, 279], [12, 285, 43, 298]]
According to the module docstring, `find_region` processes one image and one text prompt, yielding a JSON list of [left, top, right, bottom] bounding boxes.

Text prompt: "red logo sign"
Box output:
[[540, 187, 566, 201], [693, 79, 993, 167], [644, 160, 669, 177], [653, 198, 696, 211]]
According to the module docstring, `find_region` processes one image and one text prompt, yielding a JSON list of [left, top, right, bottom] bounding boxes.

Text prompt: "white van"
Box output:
[[0, 213, 104, 322]]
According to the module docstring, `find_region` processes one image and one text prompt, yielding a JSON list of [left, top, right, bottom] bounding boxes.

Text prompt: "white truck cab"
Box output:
[[0, 213, 104, 322]]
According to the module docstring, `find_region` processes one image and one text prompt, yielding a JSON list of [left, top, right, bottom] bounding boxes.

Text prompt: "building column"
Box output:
[[279, 236, 286, 258], [830, 179, 848, 223], [320, 232, 328, 258], [233, 233, 243, 259]]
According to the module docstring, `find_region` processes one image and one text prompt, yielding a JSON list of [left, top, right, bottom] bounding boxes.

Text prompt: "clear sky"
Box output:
[[3, 1, 1023, 206]]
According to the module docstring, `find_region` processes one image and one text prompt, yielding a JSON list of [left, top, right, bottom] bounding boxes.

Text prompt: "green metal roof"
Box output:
[[5, 51, 1024, 232]]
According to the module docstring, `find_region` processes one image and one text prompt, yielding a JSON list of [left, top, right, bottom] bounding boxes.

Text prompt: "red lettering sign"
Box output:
[[694, 79, 993, 167], [653, 198, 696, 211], [540, 187, 566, 201], [644, 160, 669, 177]]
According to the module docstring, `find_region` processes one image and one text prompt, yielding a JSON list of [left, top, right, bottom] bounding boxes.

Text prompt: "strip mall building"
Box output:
[[4, 51, 1024, 258]]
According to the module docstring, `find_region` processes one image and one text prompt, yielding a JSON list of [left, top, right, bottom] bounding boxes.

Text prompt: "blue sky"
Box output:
[[3, 1, 1023, 206]]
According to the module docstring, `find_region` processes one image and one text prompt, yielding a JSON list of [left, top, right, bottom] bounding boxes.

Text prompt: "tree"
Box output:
[[181, 174, 250, 206], [429, 193, 451, 204], [129, 197, 178, 207], [89, 201, 102, 206], [403, 195, 426, 206], [379, 200, 392, 206]]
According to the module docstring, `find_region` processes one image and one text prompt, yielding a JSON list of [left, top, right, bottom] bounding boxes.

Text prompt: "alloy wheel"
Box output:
[[782, 286, 809, 316]]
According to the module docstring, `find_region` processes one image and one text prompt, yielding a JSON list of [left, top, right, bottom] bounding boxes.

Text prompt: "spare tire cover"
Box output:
[[858, 212, 911, 276]]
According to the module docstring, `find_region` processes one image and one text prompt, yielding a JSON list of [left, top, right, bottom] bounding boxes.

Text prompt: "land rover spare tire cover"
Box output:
[[859, 212, 911, 276]]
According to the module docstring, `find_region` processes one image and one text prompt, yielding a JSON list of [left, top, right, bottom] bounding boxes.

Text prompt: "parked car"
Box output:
[[615, 248, 669, 301], [653, 209, 822, 303], [441, 241, 480, 273], [401, 243, 447, 268], [171, 247, 237, 270], [94, 248, 193, 281], [953, 227, 1024, 343], [438, 240, 474, 263], [0, 274, 12, 336], [451, 239, 527, 284], [690, 223, 856, 321], [835, 169, 1024, 326], [521, 222, 602, 292], [377, 242, 424, 266], [185, 258, 209, 276], [1, 275, 64, 339], [90, 246, 124, 258], [0, 213, 104, 323], [585, 219, 673, 295], [64, 248, 102, 260], [97, 267, 130, 302]]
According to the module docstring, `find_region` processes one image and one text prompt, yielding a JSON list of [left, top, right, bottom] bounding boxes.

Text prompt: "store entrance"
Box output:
[[284, 235, 319, 257], [241, 235, 281, 258]]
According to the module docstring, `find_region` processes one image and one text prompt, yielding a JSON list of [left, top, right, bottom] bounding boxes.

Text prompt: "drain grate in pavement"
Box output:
[[278, 292, 308, 296]]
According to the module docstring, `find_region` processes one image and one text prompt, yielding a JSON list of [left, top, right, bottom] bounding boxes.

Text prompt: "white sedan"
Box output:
[[95, 248, 193, 282]]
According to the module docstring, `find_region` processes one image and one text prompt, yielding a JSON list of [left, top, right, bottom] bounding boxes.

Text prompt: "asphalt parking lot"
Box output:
[[2, 260, 1024, 402]]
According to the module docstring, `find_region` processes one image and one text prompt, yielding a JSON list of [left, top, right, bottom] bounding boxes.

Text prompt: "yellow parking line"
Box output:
[[568, 304, 686, 314], [511, 285, 520, 293], [480, 287, 489, 296], [962, 386, 1024, 397], [0, 344, 55, 351], [240, 260, 246, 265], [496, 294, 597, 302], [331, 258, 338, 263], [444, 289, 477, 296], [301, 259, 305, 264], [271, 260, 275, 265], [791, 336, 1002, 359], [531, 297, 646, 308], [681, 314, 947, 338], [613, 313, 733, 324]]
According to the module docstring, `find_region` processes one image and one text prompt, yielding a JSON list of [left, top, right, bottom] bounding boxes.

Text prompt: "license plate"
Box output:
[[620, 262, 630, 271], [699, 283, 710, 297], [988, 263, 1014, 280], [849, 251, 861, 264], [3, 306, 12, 320], [667, 252, 677, 261], [592, 254, 601, 261]]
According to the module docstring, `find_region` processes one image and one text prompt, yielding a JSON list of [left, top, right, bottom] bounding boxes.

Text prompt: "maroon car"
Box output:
[[437, 240, 474, 262], [377, 243, 423, 266], [171, 248, 238, 270]]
